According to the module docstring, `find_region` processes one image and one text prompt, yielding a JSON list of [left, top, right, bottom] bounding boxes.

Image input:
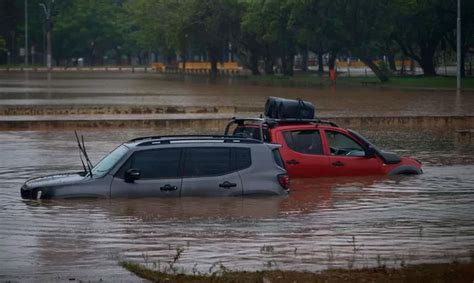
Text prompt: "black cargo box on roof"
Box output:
[[264, 97, 315, 119]]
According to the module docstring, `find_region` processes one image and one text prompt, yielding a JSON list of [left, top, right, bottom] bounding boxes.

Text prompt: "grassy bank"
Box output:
[[238, 73, 474, 90], [120, 261, 474, 283]]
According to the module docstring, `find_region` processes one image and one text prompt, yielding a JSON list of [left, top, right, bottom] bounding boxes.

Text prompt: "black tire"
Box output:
[[388, 165, 423, 176]]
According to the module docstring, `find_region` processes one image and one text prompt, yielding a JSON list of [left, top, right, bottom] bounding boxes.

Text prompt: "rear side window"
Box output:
[[233, 148, 251, 171], [118, 148, 181, 179], [283, 130, 323, 155], [272, 149, 285, 169], [184, 148, 232, 177], [183, 147, 252, 177]]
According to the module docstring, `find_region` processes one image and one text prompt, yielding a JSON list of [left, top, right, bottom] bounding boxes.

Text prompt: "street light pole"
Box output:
[[456, 0, 461, 90], [24, 0, 28, 66], [40, 2, 52, 69]]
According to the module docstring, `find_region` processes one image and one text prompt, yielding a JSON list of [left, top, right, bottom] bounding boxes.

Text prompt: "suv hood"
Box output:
[[24, 172, 87, 190]]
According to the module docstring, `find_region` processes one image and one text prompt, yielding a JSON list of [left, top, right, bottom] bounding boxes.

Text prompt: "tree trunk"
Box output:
[[301, 48, 308, 72], [263, 45, 274, 75], [361, 58, 389, 82], [318, 52, 324, 74], [182, 54, 187, 71], [89, 48, 95, 66], [116, 49, 121, 66], [282, 54, 294, 76], [249, 52, 260, 75], [416, 46, 437, 76], [208, 47, 219, 76], [328, 52, 336, 71], [264, 56, 274, 75], [387, 54, 397, 72]]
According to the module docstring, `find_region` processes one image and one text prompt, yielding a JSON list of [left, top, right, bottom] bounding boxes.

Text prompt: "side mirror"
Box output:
[[365, 145, 377, 158], [124, 168, 141, 183]]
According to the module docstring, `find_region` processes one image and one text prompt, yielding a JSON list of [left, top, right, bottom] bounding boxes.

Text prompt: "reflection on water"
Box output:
[[0, 129, 474, 281]]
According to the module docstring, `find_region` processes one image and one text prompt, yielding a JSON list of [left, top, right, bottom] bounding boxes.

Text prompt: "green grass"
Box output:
[[120, 260, 474, 283], [385, 76, 474, 89]]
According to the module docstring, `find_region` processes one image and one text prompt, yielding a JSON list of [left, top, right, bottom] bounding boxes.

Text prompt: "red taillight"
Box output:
[[278, 173, 290, 190]]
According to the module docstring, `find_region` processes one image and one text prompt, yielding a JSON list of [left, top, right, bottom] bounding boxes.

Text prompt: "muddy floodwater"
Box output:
[[0, 72, 473, 281], [1, 72, 473, 117], [1, 128, 474, 282]]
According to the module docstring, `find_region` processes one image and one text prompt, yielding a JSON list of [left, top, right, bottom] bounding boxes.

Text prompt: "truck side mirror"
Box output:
[[124, 168, 141, 183], [366, 145, 377, 158]]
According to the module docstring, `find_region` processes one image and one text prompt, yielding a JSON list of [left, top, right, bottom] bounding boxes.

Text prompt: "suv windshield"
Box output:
[[91, 145, 129, 177]]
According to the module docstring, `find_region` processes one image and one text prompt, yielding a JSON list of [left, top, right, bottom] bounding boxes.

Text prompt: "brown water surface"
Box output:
[[0, 72, 473, 117], [0, 129, 473, 281]]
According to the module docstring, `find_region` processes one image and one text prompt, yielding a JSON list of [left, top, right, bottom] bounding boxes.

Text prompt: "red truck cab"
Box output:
[[224, 118, 422, 178]]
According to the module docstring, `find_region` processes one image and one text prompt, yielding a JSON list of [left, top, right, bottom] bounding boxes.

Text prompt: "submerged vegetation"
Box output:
[[120, 261, 474, 283], [120, 244, 474, 282]]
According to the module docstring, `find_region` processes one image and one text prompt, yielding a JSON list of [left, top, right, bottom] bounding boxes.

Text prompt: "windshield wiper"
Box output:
[[74, 131, 93, 177]]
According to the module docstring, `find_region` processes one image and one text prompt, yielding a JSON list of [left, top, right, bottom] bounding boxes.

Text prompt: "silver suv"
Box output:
[[21, 136, 289, 199]]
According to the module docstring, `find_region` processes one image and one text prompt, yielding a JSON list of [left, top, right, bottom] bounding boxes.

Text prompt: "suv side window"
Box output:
[[118, 148, 181, 179], [325, 131, 366, 157], [233, 148, 252, 171], [283, 130, 323, 155], [183, 148, 232, 177]]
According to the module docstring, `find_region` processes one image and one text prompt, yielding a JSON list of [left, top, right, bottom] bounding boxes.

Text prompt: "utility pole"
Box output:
[[40, 1, 53, 69], [24, 0, 28, 66], [456, 0, 461, 90]]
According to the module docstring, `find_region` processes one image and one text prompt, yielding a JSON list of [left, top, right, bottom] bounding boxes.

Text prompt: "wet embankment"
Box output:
[[0, 111, 472, 133]]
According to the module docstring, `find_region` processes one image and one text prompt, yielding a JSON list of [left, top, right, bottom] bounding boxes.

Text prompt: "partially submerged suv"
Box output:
[[225, 118, 422, 178], [21, 136, 289, 199]]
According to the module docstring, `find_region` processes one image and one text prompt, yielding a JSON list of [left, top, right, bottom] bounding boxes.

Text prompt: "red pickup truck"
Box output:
[[224, 117, 422, 178]]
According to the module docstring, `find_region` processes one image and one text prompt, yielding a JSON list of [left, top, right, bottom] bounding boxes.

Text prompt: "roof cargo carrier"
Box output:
[[264, 97, 315, 120]]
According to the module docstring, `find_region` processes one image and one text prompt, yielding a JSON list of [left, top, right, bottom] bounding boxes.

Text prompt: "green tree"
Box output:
[[335, 0, 394, 81], [392, 0, 457, 76], [444, 0, 474, 77], [292, 0, 393, 81], [0, 0, 19, 64], [186, 0, 243, 76], [124, 0, 180, 64], [53, 0, 123, 65], [242, 0, 297, 76], [291, 0, 346, 74]]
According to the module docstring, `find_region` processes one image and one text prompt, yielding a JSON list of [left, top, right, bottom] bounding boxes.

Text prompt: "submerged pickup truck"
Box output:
[[224, 117, 422, 178]]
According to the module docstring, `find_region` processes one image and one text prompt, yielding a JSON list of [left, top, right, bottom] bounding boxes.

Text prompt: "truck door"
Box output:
[[323, 130, 383, 176], [274, 129, 330, 178]]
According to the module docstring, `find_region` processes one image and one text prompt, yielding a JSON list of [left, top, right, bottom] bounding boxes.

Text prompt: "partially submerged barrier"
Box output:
[[0, 114, 472, 132]]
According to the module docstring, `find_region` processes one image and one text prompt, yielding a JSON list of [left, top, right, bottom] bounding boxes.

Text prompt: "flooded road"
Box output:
[[1, 129, 474, 281], [1, 72, 473, 117]]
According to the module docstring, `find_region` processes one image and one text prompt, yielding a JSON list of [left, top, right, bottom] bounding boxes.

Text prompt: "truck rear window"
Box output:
[[233, 126, 270, 142]]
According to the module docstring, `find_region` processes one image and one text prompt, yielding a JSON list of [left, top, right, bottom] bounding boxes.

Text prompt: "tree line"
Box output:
[[0, 0, 473, 81]]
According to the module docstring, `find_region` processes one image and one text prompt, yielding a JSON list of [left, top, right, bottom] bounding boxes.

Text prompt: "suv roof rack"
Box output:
[[127, 135, 262, 147], [128, 134, 234, 142]]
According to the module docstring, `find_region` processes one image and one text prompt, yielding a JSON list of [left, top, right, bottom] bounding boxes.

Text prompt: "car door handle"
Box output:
[[219, 181, 237, 188], [332, 161, 345, 167], [286, 159, 300, 165], [160, 184, 178, 191]]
